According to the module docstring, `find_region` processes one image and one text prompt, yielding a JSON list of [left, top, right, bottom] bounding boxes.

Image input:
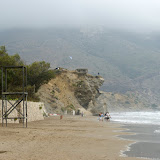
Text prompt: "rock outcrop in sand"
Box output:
[[37, 68, 104, 115]]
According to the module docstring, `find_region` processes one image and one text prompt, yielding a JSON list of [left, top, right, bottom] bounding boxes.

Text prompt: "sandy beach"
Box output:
[[0, 116, 145, 160]]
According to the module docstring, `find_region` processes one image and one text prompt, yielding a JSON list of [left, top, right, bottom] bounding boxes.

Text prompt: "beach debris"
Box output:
[[49, 113, 59, 116], [0, 151, 7, 154]]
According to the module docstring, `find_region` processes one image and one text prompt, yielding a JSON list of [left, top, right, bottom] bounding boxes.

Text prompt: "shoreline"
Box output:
[[118, 124, 160, 160], [0, 115, 146, 160]]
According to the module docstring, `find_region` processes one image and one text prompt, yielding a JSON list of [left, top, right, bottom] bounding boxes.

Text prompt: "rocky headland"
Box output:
[[37, 68, 104, 115], [37, 68, 159, 115]]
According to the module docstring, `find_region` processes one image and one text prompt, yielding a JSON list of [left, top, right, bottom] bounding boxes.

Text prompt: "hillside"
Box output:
[[37, 68, 104, 115], [37, 68, 157, 115], [1, 28, 160, 107]]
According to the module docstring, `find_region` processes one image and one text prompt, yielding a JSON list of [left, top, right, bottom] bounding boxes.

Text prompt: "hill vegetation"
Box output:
[[37, 68, 104, 114], [0, 46, 55, 101], [1, 28, 160, 108]]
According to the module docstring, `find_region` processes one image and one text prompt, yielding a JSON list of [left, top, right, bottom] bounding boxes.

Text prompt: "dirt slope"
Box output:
[[37, 69, 104, 115]]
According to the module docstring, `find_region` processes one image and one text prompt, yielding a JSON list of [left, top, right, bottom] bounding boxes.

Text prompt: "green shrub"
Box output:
[[151, 104, 158, 108], [39, 105, 43, 110], [125, 101, 130, 104]]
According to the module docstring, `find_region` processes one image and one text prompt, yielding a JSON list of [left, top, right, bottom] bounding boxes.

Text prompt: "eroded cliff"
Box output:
[[37, 68, 104, 115]]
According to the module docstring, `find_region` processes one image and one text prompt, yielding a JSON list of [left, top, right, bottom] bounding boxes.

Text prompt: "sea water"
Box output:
[[110, 111, 160, 125], [110, 111, 160, 160]]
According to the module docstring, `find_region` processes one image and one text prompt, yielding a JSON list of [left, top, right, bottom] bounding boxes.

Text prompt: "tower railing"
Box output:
[[1, 66, 28, 127]]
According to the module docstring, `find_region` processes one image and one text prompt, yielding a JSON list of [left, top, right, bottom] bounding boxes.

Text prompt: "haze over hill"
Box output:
[[1, 27, 160, 108]]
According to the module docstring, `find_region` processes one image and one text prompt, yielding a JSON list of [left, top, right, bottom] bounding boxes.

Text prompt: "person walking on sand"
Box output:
[[100, 113, 104, 121], [105, 112, 111, 121]]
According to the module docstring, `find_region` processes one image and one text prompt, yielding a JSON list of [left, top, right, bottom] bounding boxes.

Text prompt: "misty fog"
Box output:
[[0, 0, 160, 32]]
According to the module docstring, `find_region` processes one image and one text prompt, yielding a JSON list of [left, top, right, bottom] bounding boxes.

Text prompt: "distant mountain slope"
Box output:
[[1, 28, 160, 106]]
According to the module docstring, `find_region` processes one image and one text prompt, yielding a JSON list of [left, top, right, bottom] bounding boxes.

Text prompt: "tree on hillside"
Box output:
[[0, 46, 24, 66], [27, 61, 55, 91], [0, 46, 24, 92], [0, 46, 6, 53], [0, 46, 55, 101]]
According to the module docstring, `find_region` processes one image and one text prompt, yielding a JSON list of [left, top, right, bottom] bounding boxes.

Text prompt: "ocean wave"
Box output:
[[154, 130, 160, 134], [110, 111, 160, 125]]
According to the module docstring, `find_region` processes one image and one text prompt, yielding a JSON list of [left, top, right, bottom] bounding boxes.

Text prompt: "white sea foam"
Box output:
[[154, 130, 160, 134], [120, 142, 136, 157], [110, 111, 160, 125]]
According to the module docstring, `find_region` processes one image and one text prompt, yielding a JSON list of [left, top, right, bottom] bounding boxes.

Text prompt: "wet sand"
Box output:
[[119, 124, 160, 160], [0, 116, 145, 160]]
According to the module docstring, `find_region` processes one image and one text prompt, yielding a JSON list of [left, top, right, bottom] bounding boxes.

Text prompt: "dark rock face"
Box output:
[[75, 69, 88, 74], [74, 74, 104, 109], [37, 68, 104, 114]]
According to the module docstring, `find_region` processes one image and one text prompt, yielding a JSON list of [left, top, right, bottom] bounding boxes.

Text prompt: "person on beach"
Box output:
[[100, 113, 104, 121], [98, 113, 101, 121], [104, 112, 111, 121], [81, 111, 84, 117], [98, 113, 103, 121]]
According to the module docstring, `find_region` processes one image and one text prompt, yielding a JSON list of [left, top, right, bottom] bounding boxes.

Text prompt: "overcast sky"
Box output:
[[0, 0, 160, 32]]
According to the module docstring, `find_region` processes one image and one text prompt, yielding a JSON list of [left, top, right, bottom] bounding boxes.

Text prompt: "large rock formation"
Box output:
[[37, 68, 104, 115]]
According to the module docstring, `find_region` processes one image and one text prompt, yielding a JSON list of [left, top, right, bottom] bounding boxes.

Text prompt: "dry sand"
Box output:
[[0, 116, 145, 160]]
